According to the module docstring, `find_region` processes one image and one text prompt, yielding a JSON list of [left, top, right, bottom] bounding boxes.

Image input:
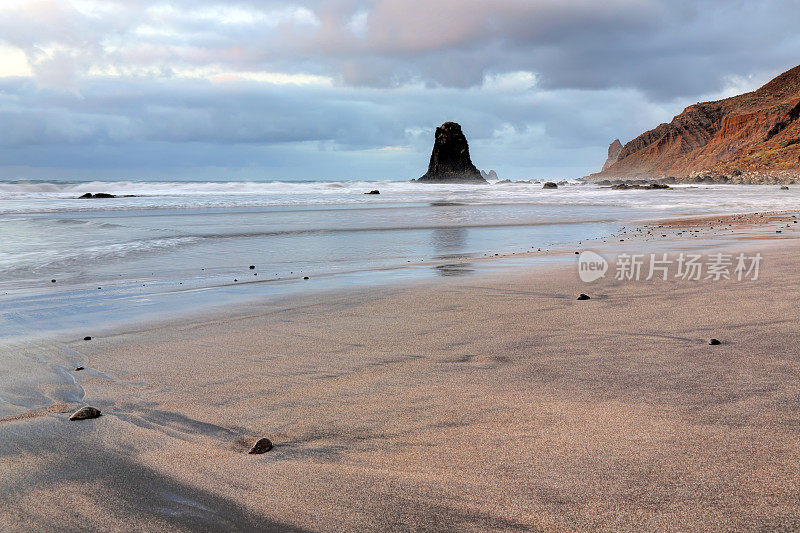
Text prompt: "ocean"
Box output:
[[2, 179, 799, 342]]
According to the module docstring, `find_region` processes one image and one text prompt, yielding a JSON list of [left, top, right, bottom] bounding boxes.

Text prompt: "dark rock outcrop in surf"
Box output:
[[78, 193, 138, 198], [416, 122, 486, 183]]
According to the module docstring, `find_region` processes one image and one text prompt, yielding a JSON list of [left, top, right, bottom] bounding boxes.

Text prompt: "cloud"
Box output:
[[0, 0, 796, 179]]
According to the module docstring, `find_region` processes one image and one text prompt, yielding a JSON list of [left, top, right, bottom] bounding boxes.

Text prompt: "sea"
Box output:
[[2, 179, 799, 343]]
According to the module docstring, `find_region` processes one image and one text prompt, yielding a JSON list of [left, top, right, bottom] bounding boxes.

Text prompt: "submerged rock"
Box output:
[[69, 406, 101, 420], [248, 437, 273, 454], [417, 122, 486, 183], [364, 190, 380, 194], [77, 192, 137, 199]]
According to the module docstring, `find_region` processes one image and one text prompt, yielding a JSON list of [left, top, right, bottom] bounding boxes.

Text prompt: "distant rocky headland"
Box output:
[[415, 122, 487, 183], [588, 64, 800, 184]]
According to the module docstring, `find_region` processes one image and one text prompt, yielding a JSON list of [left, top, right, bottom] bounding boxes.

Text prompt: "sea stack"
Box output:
[[417, 122, 486, 183], [602, 139, 623, 171]]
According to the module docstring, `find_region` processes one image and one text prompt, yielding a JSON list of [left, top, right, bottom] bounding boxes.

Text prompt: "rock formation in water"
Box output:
[[601, 139, 623, 171], [588, 64, 800, 183], [486, 170, 499, 180], [417, 122, 486, 183]]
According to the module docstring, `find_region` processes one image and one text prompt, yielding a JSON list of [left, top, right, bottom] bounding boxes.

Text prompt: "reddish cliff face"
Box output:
[[590, 65, 800, 183]]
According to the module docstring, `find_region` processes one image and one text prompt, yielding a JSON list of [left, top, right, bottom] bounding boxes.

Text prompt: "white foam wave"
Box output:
[[0, 236, 200, 274], [1, 181, 799, 216]]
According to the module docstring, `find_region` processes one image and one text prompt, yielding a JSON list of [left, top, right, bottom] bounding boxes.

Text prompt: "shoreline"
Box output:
[[5, 208, 798, 347]]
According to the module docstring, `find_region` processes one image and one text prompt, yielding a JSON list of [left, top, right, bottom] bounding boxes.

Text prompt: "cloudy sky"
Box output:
[[0, 0, 797, 181]]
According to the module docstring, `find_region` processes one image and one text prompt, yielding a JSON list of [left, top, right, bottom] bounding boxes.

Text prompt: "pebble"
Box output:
[[249, 265, 255, 269], [69, 406, 101, 421], [577, 294, 591, 300], [303, 276, 309, 280], [83, 336, 92, 341], [51, 279, 56, 283], [248, 437, 273, 454], [708, 338, 721, 345], [74, 366, 85, 371]]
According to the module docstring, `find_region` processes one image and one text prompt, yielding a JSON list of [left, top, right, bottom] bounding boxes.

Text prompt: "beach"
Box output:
[[2, 208, 799, 531]]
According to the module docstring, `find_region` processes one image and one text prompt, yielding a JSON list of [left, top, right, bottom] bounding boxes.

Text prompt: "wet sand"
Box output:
[[2, 214, 800, 531]]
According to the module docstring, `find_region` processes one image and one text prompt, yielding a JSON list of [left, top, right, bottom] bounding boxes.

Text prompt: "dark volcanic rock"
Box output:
[[78, 193, 118, 198], [248, 437, 273, 454], [577, 293, 591, 300], [69, 406, 101, 420], [417, 122, 486, 183], [542, 182, 558, 189], [611, 182, 671, 190], [78, 192, 138, 198]]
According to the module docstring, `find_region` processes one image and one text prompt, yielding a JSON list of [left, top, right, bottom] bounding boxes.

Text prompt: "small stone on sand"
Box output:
[[69, 406, 101, 420], [75, 366, 84, 371], [708, 338, 721, 345], [83, 336, 92, 341], [577, 294, 591, 300], [248, 437, 273, 454]]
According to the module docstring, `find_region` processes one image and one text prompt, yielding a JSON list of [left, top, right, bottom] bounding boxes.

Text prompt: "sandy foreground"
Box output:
[[1, 214, 800, 532]]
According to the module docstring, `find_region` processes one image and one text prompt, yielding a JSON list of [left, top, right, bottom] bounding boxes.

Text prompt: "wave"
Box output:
[[0, 236, 200, 275], [2, 181, 799, 218], [0, 179, 416, 197]]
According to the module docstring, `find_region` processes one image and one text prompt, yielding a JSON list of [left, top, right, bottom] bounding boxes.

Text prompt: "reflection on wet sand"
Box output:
[[433, 263, 476, 277]]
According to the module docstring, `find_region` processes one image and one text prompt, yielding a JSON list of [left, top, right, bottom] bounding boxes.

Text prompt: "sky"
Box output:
[[0, 0, 798, 181]]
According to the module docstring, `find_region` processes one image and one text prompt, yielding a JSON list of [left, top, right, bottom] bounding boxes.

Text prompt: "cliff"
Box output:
[[589, 64, 800, 183], [417, 122, 486, 183]]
